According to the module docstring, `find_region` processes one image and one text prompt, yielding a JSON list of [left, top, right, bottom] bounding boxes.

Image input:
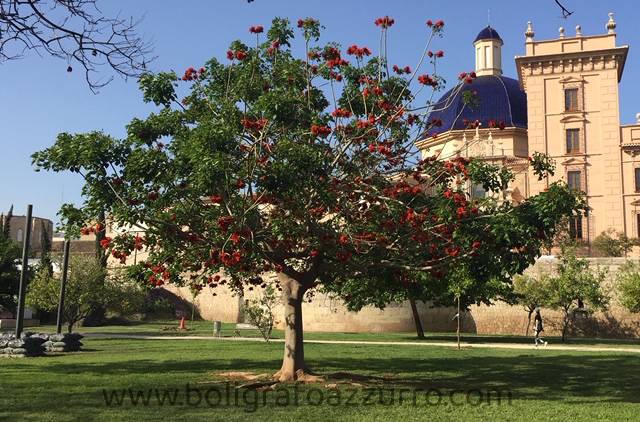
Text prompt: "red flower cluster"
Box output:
[[462, 119, 481, 129], [217, 216, 233, 232], [418, 74, 437, 87], [488, 119, 507, 130], [332, 108, 352, 118], [427, 19, 444, 28], [242, 118, 267, 131], [311, 125, 332, 137], [297, 17, 315, 28], [445, 246, 459, 257], [210, 195, 223, 204], [249, 25, 264, 34], [100, 237, 112, 249], [182, 67, 204, 81], [375, 16, 395, 28], [436, 50, 444, 58], [227, 50, 247, 61], [392, 65, 411, 75], [346, 45, 372, 58]]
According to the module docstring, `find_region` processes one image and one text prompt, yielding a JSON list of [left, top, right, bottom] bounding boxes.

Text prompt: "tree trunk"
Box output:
[[525, 310, 532, 337], [273, 274, 316, 382], [456, 296, 461, 350], [408, 297, 425, 339], [562, 311, 569, 342]]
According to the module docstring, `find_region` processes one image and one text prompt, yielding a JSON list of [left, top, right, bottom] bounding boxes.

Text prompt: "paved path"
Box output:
[[85, 333, 640, 353]]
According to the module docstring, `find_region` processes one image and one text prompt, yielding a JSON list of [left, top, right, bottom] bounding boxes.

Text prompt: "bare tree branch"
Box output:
[[0, 0, 155, 92], [555, 0, 573, 19]]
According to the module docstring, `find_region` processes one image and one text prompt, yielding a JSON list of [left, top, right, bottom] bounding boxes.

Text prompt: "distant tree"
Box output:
[[616, 261, 640, 313], [26, 255, 112, 332], [513, 273, 550, 336], [592, 228, 636, 257], [241, 283, 281, 341], [545, 248, 609, 341], [0, 205, 13, 237], [0, 229, 21, 312], [37, 221, 53, 276], [0, 0, 154, 92]]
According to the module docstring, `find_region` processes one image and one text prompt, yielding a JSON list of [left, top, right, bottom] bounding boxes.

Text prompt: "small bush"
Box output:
[[592, 228, 636, 257], [617, 261, 640, 313]]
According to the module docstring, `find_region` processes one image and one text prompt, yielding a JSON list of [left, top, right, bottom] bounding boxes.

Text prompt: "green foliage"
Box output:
[[0, 206, 20, 312], [513, 273, 551, 335], [0, 205, 13, 237], [513, 274, 549, 312], [529, 151, 556, 181], [139, 71, 179, 107], [36, 221, 53, 277], [592, 228, 637, 257], [0, 231, 21, 312], [544, 248, 609, 340], [616, 261, 640, 313], [241, 283, 281, 341], [26, 256, 128, 332]]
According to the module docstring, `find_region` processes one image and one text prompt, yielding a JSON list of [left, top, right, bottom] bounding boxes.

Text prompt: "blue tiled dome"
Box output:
[[474, 25, 502, 42], [427, 75, 527, 134]]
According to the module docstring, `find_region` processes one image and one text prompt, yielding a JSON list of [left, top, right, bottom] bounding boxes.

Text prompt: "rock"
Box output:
[[48, 334, 65, 342], [7, 339, 25, 348]]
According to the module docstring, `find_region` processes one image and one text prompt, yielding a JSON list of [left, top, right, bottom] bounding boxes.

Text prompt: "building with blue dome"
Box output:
[[418, 15, 640, 253], [417, 24, 532, 204]]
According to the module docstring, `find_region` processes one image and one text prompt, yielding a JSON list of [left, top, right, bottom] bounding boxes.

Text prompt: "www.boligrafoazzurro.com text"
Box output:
[[102, 383, 513, 412]]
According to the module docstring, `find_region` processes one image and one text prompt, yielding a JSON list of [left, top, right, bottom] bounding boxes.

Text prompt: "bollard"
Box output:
[[213, 321, 221, 337]]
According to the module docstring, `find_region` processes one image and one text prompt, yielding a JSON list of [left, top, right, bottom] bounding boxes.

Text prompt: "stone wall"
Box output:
[[160, 257, 640, 338]]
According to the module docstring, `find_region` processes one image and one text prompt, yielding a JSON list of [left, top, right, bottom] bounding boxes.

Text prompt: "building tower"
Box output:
[[515, 15, 629, 245]]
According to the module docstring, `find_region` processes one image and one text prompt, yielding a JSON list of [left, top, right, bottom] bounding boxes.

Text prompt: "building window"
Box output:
[[637, 214, 640, 238], [568, 171, 581, 191], [17, 229, 23, 242], [565, 88, 579, 111], [471, 183, 486, 199], [566, 129, 580, 153], [635, 168, 640, 192], [569, 215, 583, 239]]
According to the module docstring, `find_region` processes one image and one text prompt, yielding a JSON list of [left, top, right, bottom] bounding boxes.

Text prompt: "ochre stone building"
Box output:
[[419, 14, 640, 253], [1, 213, 53, 254]]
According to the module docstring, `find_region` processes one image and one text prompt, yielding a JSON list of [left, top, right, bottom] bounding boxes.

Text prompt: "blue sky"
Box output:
[[1, 0, 638, 227]]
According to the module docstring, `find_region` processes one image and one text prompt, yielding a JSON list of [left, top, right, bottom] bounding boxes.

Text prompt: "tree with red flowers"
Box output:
[[32, 17, 586, 381]]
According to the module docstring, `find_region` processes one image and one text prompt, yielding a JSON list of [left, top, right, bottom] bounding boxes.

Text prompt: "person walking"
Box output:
[[533, 307, 547, 349]]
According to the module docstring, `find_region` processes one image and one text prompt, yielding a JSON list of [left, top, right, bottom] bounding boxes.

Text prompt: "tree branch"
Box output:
[[0, 0, 155, 92]]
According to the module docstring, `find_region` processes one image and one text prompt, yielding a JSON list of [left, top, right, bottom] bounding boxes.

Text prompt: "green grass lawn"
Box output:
[[7, 319, 640, 349], [1, 335, 639, 421]]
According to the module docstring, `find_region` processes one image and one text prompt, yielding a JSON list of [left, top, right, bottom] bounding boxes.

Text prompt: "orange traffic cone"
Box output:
[[179, 317, 185, 330]]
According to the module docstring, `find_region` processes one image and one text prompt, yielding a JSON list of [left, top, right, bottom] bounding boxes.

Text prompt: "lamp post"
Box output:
[[15, 205, 33, 338]]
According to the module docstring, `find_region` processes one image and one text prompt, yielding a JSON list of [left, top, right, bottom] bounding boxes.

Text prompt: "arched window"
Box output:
[[17, 228, 23, 242]]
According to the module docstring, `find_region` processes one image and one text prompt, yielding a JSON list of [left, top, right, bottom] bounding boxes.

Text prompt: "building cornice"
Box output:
[[515, 46, 629, 90]]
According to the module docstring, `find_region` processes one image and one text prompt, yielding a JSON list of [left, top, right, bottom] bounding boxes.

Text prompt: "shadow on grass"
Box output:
[[17, 346, 640, 403]]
